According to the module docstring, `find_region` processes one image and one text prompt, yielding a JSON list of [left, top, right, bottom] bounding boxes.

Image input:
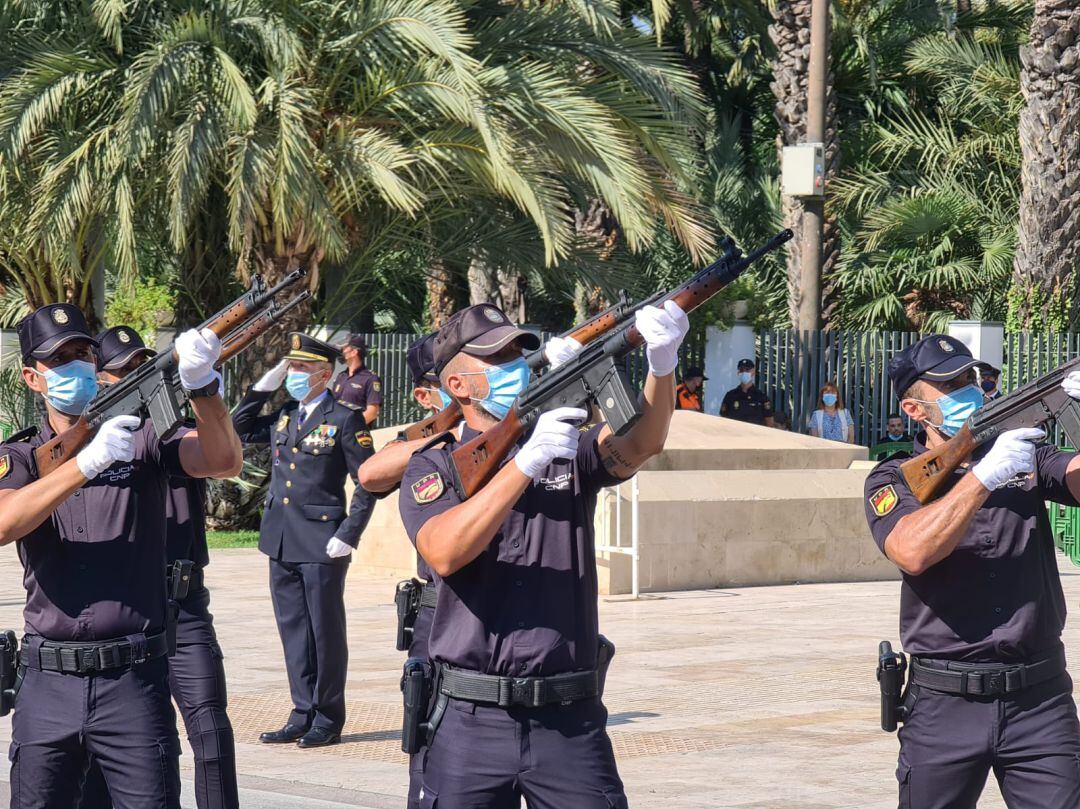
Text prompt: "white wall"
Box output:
[[703, 323, 755, 415]]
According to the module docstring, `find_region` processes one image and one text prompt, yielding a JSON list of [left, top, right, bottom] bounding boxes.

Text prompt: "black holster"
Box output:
[[395, 579, 422, 652], [877, 640, 908, 732], [0, 630, 20, 716], [165, 560, 194, 657], [401, 657, 447, 755], [597, 634, 615, 698]]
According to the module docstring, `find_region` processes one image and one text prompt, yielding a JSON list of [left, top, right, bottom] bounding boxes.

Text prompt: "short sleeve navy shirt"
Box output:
[[332, 368, 383, 411], [864, 432, 1077, 662], [399, 424, 621, 677]]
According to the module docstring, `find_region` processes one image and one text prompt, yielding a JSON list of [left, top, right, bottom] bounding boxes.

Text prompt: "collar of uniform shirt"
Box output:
[[299, 389, 330, 423]]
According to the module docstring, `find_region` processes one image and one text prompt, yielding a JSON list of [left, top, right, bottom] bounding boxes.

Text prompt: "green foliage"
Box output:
[[105, 275, 176, 340]]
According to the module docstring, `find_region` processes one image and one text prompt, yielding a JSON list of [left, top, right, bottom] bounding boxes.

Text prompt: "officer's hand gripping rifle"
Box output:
[[398, 238, 741, 443], [33, 270, 309, 477], [900, 356, 1080, 503], [447, 229, 794, 499]]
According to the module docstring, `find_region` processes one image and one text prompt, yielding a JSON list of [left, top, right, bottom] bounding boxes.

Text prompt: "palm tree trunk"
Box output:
[[769, 0, 841, 328], [467, 250, 527, 322], [572, 199, 617, 320], [1010, 0, 1080, 330], [426, 256, 464, 329]]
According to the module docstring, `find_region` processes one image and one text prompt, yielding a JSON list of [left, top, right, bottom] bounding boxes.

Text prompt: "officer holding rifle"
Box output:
[[865, 334, 1080, 808], [0, 305, 243, 809], [398, 300, 688, 807]]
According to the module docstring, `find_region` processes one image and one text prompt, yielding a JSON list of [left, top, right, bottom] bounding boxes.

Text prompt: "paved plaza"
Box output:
[[2, 547, 1076, 807]]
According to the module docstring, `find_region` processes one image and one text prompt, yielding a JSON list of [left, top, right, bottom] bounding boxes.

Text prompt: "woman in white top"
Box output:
[[808, 381, 855, 443]]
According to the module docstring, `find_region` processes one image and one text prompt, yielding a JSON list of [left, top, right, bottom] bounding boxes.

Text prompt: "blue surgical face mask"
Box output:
[[422, 387, 453, 411], [462, 357, 530, 420], [286, 370, 313, 401], [738, 372, 753, 385], [915, 383, 984, 437], [33, 359, 98, 415], [822, 393, 838, 407]]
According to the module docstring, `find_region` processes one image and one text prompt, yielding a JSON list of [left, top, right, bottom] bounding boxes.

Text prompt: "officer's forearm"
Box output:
[[359, 440, 425, 493], [599, 370, 675, 478], [186, 395, 244, 478], [0, 462, 86, 545], [362, 405, 380, 425], [883, 474, 990, 575], [416, 463, 531, 577]]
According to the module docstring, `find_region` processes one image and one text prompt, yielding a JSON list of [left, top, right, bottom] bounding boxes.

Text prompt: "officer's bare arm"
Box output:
[[883, 474, 990, 575], [179, 395, 245, 479], [416, 463, 532, 577], [363, 404, 381, 425], [597, 370, 676, 479], [1064, 455, 1080, 501], [358, 439, 427, 493], [0, 463, 86, 545]]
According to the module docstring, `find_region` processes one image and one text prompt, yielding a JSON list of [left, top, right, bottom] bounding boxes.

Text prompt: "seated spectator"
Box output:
[[772, 411, 791, 431], [676, 366, 707, 412], [808, 382, 854, 444], [876, 413, 911, 446]]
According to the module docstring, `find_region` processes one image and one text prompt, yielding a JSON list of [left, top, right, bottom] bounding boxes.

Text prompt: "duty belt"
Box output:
[[19, 631, 170, 674], [439, 666, 599, 708], [910, 647, 1066, 697], [420, 581, 437, 610]]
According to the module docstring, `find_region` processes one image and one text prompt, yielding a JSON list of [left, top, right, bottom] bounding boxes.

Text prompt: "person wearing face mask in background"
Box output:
[[981, 365, 1003, 402], [863, 334, 1080, 809], [331, 334, 382, 427], [720, 358, 775, 427], [808, 381, 855, 443], [231, 333, 377, 749]]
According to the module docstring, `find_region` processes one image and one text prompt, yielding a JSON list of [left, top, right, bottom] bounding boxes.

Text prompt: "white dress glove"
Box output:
[[543, 336, 583, 370], [636, 300, 689, 377], [76, 415, 141, 480], [176, 327, 222, 390], [253, 359, 290, 392], [1063, 371, 1080, 400], [971, 428, 1044, 492], [326, 537, 353, 559], [515, 407, 588, 479]]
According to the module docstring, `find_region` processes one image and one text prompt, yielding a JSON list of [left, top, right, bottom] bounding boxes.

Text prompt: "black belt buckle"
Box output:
[[983, 670, 1005, 696], [96, 644, 123, 671]]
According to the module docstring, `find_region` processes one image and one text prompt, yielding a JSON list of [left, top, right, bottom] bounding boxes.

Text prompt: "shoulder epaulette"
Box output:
[[2, 426, 38, 445], [336, 399, 361, 411]]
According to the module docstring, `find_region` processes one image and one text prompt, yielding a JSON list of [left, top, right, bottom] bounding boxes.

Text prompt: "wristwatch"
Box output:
[[188, 376, 221, 399]]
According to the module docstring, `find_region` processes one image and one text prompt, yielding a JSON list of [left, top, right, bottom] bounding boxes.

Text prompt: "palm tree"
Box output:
[[1011, 0, 1080, 330]]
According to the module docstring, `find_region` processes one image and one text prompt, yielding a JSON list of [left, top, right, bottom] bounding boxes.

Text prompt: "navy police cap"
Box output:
[[284, 332, 341, 364], [95, 326, 155, 371], [17, 304, 97, 363], [433, 304, 540, 376], [407, 333, 439, 386], [888, 334, 987, 396]]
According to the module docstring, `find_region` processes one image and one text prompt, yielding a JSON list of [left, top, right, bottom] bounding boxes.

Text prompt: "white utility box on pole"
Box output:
[[781, 143, 826, 198]]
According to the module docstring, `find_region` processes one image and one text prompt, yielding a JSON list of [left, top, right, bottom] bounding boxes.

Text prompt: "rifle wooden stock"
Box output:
[[400, 403, 463, 442], [33, 417, 92, 478], [899, 423, 978, 504], [449, 409, 526, 498]]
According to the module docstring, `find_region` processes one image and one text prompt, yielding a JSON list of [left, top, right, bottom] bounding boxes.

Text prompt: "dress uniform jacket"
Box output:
[[233, 388, 376, 564]]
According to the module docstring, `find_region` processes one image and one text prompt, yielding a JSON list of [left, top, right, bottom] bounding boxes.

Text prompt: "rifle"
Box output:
[[33, 270, 308, 477], [446, 229, 794, 499], [900, 357, 1080, 503], [398, 237, 742, 443]]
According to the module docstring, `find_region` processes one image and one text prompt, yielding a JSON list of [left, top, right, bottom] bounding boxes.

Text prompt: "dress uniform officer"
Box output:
[[720, 358, 774, 426], [398, 301, 688, 808], [0, 305, 242, 809], [864, 334, 1080, 808], [331, 334, 382, 426], [232, 333, 376, 748], [675, 366, 707, 412], [79, 326, 239, 809]]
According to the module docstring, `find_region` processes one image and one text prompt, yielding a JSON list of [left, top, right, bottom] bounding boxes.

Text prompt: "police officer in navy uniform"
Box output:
[[331, 334, 382, 426], [0, 305, 243, 809], [232, 333, 376, 748], [79, 326, 239, 809], [398, 301, 688, 808], [864, 334, 1080, 808], [720, 358, 774, 426]]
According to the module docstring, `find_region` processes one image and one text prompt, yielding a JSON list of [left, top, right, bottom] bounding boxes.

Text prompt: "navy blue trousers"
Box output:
[[9, 653, 180, 809], [77, 588, 238, 809], [418, 697, 627, 809], [407, 605, 434, 809], [897, 672, 1080, 808], [269, 559, 348, 732]]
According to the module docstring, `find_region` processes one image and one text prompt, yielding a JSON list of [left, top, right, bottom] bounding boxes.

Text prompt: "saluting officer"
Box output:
[[0, 305, 242, 809], [232, 333, 376, 748], [331, 334, 382, 426], [398, 301, 688, 807], [79, 326, 239, 809], [865, 334, 1080, 808], [720, 358, 774, 426]]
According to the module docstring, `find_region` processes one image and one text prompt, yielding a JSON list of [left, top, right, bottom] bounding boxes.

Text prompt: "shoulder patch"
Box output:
[[0, 455, 9, 480], [356, 431, 373, 448], [372, 381, 381, 392], [411, 472, 445, 504], [869, 485, 898, 517]]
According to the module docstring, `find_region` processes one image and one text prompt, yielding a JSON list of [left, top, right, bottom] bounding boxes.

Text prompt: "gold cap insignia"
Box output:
[[52, 308, 69, 325], [291, 334, 301, 350], [118, 330, 131, 344]]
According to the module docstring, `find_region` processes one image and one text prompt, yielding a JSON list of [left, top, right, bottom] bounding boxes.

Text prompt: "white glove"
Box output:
[[543, 336, 583, 370], [326, 537, 353, 559], [515, 407, 587, 478], [76, 415, 141, 480], [1063, 371, 1080, 400], [254, 359, 290, 392], [176, 327, 221, 390], [971, 428, 1044, 492], [636, 300, 689, 377]]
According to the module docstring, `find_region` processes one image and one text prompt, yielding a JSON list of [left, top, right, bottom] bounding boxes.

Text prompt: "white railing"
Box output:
[[597, 476, 640, 598]]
